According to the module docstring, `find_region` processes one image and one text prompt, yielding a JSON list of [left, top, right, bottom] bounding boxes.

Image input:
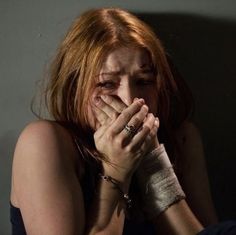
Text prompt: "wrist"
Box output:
[[136, 144, 186, 219], [102, 164, 133, 188], [146, 137, 160, 155], [98, 173, 132, 209]]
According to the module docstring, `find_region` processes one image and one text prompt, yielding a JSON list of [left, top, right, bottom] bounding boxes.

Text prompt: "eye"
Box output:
[[97, 81, 117, 89]]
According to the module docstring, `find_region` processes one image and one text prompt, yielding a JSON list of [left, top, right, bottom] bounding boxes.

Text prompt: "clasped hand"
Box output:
[[93, 95, 160, 182]]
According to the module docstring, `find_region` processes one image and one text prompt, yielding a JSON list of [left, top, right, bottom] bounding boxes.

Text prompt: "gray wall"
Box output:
[[1, 0, 236, 234]]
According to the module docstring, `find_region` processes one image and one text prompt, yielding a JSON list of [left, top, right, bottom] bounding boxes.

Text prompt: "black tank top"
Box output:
[[10, 203, 155, 235], [10, 161, 156, 235]]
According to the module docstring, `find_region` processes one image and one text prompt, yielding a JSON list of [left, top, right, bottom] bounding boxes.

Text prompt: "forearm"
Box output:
[[152, 200, 203, 235], [136, 144, 203, 235], [85, 177, 131, 235]]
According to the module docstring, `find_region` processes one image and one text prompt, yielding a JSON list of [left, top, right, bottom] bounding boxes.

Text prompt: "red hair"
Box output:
[[35, 8, 194, 164]]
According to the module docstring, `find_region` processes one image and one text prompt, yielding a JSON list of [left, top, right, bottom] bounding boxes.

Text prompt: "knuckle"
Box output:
[[125, 145, 132, 153], [117, 103, 127, 113], [149, 113, 155, 119], [132, 116, 141, 124], [105, 132, 113, 142], [111, 112, 119, 120], [141, 105, 149, 113], [146, 113, 154, 121], [142, 124, 151, 133], [125, 144, 137, 154], [129, 102, 142, 113], [150, 129, 157, 137], [134, 100, 143, 109], [117, 106, 125, 113], [120, 110, 131, 120], [114, 136, 123, 147], [155, 117, 160, 127]]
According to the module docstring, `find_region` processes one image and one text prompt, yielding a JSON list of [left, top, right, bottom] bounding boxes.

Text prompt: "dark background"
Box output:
[[138, 13, 236, 220], [1, 1, 235, 233]]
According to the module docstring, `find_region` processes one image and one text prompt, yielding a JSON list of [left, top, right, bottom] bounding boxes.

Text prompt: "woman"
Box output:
[[10, 7, 218, 235]]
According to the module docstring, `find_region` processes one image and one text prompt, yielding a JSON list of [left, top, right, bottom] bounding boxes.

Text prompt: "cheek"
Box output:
[[86, 102, 96, 130], [145, 98, 158, 116], [86, 91, 99, 130]]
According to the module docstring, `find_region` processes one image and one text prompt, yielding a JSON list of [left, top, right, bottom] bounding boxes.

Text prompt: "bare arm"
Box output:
[[175, 121, 218, 225], [12, 98, 155, 235], [12, 121, 85, 235], [85, 175, 131, 235], [152, 200, 203, 235], [12, 121, 132, 235]]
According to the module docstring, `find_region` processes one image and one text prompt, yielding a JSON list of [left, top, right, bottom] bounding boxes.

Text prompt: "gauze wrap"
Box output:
[[136, 144, 186, 219]]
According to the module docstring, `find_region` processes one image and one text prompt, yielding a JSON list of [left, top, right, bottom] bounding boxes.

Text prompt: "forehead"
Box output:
[[100, 47, 152, 73]]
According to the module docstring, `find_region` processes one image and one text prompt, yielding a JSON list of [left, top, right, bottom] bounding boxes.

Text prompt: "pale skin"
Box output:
[[88, 46, 217, 225], [10, 47, 216, 234]]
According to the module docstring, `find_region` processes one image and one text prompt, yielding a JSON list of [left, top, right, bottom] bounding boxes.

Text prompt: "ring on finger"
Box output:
[[124, 124, 136, 135]]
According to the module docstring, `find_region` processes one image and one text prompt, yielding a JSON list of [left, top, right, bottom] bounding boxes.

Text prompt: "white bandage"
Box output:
[[136, 144, 186, 219]]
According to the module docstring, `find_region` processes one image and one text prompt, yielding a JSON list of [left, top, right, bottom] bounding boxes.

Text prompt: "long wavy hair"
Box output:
[[34, 7, 194, 172]]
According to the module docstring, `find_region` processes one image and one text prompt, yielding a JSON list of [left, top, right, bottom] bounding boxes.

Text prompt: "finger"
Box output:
[[150, 117, 159, 138], [94, 121, 112, 140], [93, 105, 111, 126], [109, 99, 145, 135], [141, 117, 160, 151], [119, 104, 149, 141], [144, 116, 159, 138], [95, 97, 120, 120], [101, 95, 127, 113], [129, 113, 155, 150]]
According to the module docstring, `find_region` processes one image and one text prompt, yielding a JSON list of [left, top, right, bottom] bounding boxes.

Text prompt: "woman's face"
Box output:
[[88, 46, 158, 129]]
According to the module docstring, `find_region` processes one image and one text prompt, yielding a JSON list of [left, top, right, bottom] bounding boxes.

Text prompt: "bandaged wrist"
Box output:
[[136, 144, 186, 219]]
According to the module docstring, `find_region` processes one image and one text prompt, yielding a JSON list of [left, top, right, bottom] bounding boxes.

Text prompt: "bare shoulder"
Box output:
[[11, 120, 79, 205], [15, 120, 75, 154], [12, 119, 80, 180], [11, 120, 85, 234], [13, 120, 80, 166]]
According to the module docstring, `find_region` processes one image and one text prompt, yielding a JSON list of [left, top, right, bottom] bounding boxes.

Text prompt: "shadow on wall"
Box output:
[[136, 12, 236, 220], [0, 130, 19, 234]]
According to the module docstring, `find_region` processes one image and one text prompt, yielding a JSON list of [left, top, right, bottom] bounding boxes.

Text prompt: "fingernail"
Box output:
[[143, 104, 148, 109], [155, 117, 159, 126], [138, 98, 145, 104], [133, 98, 138, 102]]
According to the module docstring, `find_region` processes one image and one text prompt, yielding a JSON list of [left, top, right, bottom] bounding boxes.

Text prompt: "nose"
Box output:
[[116, 83, 135, 106]]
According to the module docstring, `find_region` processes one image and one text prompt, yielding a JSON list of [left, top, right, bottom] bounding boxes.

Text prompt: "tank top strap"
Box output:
[[72, 137, 86, 180]]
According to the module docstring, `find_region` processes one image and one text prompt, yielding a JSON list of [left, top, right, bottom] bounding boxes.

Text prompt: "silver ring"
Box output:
[[124, 124, 136, 135]]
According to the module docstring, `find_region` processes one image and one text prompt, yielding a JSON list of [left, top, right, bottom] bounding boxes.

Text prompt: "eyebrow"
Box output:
[[134, 68, 154, 74], [99, 71, 122, 76], [99, 67, 154, 76]]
